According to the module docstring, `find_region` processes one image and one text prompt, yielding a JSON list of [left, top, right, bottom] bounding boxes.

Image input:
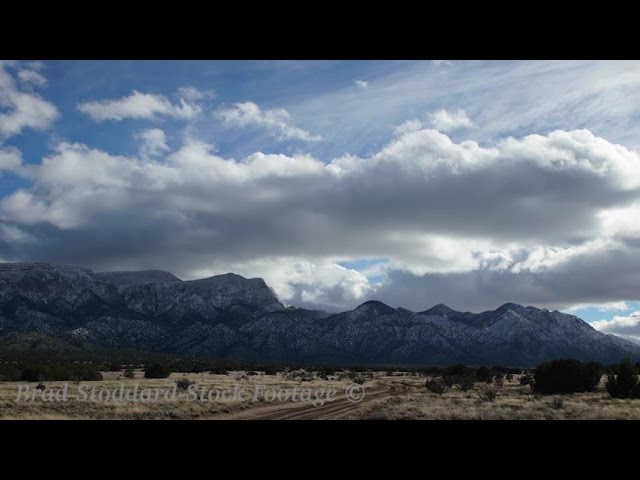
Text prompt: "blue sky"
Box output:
[[2, 60, 640, 343]]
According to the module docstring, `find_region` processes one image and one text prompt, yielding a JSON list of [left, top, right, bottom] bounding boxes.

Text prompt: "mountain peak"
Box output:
[[207, 272, 246, 280], [495, 302, 527, 313], [423, 303, 458, 316], [354, 300, 395, 313], [185, 272, 283, 313], [188, 272, 266, 286]]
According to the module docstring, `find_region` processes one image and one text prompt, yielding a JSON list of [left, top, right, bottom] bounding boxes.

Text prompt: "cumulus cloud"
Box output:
[[354, 80, 369, 89], [2, 126, 640, 311], [135, 128, 169, 158], [17, 69, 47, 88], [0, 61, 58, 138], [393, 119, 423, 135], [592, 312, 640, 344], [429, 108, 474, 132], [189, 257, 372, 311], [0, 147, 23, 173], [215, 101, 320, 141], [77, 89, 205, 122]]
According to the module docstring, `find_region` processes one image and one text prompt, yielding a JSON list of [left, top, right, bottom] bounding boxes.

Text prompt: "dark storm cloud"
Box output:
[[375, 244, 640, 313]]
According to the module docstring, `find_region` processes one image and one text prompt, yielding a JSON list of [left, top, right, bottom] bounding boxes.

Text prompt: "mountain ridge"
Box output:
[[0, 262, 638, 366]]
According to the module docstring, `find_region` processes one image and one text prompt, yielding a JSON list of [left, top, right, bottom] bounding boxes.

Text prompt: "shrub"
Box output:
[[51, 365, 74, 381], [352, 375, 366, 385], [550, 397, 564, 410], [493, 373, 504, 388], [476, 366, 495, 384], [124, 368, 135, 379], [477, 385, 498, 402], [323, 366, 336, 376], [107, 362, 121, 372], [425, 377, 448, 395], [36, 383, 46, 391], [445, 363, 473, 377], [457, 375, 476, 392], [505, 374, 514, 382], [210, 366, 228, 375], [263, 366, 279, 376], [520, 373, 534, 386], [20, 365, 50, 382], [19, 364, 102, 382], [533, 359, 601, 394], [606, 359, 640, 399], [73, 366, 103, 381], [417, 366, 444, 376], [144, 364, 172, 379], [442, 375, 458, 388], [0, 364, 21, 382], [176, 377, 195, 391]]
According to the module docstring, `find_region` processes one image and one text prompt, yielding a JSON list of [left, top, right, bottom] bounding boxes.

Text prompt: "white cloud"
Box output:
[[0, 62, 58, 138], [215, 101, 320, 141], [429, 108, 474, 132], [592, 311, 640, 344], [0, 147, 23, 172], [177, 86, 215, 101], [190, 257, 372, 310], [77, 89, 204, 122], [432, 60, 453, 67], [0, 223, 36, 244], [17, 69, 47, 88], [393, 119, 423, 135], [135, 128, 169, 158], [599, 302, 632, 312], [567, 301, 632, 313], [354, 80, 369, 89]]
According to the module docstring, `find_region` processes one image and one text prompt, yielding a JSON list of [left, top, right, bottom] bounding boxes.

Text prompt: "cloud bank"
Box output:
[[2, 122, 640, 313], [592, 312, 640, 344]]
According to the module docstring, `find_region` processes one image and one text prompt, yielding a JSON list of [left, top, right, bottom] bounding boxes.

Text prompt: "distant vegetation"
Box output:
[[533, 359, 601, 394], [0, 354, 639, 402], [175, 377, 196, 391], [606, 359, 640, 399], [0, 363, 102, 382], [144, 364, 172, 379]]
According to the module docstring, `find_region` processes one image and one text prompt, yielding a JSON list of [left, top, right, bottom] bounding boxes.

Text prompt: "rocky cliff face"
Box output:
[[0, 262, 638, 366]]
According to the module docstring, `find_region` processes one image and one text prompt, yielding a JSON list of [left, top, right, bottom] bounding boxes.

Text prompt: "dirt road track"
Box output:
[[213, 380, 410, 420]]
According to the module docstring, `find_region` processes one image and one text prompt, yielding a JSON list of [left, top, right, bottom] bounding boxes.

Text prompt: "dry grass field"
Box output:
[[348, 376, 640, 420], [1, 371, 639, 420]]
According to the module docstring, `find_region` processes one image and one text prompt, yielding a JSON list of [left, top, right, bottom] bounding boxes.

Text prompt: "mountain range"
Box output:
[[0, 262, 638, 366]]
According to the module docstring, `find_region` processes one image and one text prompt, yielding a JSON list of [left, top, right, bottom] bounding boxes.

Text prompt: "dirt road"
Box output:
[[214, 380, 410, 420]]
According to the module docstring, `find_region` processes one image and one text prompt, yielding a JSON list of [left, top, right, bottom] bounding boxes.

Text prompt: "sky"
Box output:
[[1, 59, 640, 343]]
